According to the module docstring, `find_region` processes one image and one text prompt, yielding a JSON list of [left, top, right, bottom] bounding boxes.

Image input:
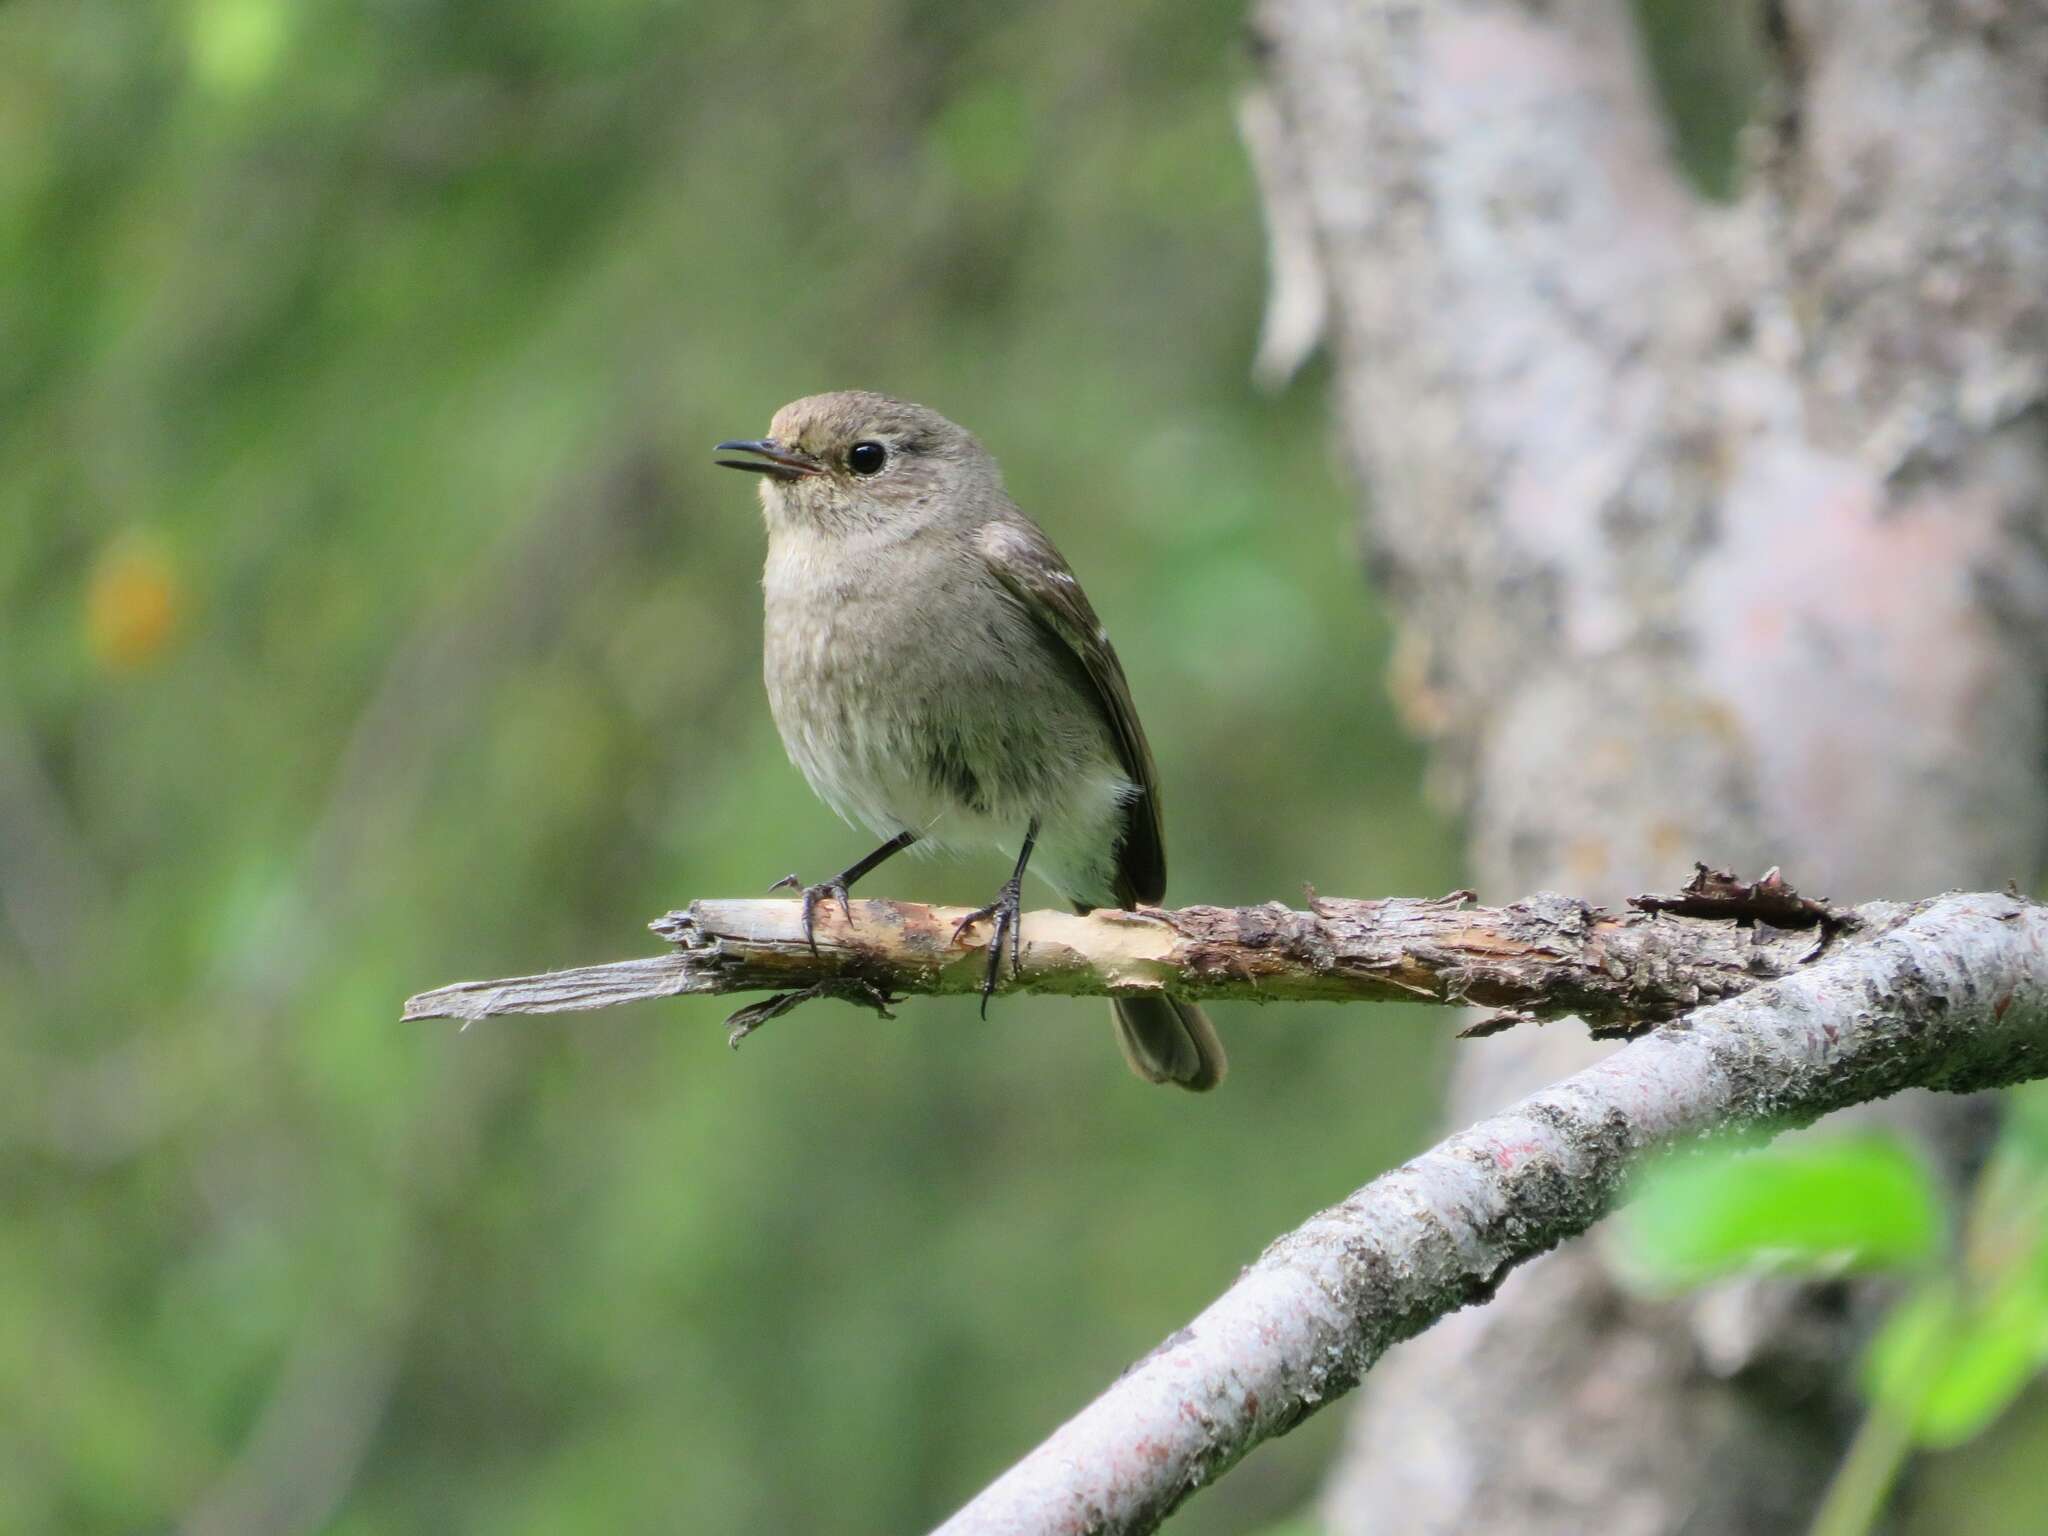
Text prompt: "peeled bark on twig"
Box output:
[[404, 868, 1860, 1039], [931, 892, 2048, 1536]]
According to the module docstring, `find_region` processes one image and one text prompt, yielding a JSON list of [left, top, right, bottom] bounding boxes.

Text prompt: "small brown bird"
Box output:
[[715, 391, 1225, 1090]]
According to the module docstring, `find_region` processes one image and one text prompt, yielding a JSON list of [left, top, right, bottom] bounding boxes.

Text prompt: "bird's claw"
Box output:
[[770, 874, 852, 954], [952, 876, 1024, 1018], [724, 977, 899, 1049]]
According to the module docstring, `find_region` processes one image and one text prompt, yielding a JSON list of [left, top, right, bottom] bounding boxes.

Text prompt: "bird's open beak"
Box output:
[[713, 438, 823, 480]]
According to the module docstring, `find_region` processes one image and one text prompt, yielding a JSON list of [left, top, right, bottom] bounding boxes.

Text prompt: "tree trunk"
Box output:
[[1248, 0, 2048, 1529]]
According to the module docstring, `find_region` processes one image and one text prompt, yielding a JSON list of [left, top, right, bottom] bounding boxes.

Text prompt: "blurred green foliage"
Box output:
[[1619, 1135, 1945, 1292], [22, 4, 2031, 1532], [0, 1, 1460, 1531], [1619, 1084, 2048, 1536]]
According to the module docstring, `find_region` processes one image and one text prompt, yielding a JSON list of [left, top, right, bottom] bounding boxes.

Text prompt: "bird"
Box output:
[[714, 390, 1225, 1091]]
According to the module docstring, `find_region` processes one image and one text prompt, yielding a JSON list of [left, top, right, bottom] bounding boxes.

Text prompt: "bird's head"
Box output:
[[716, 391, 995, 536]]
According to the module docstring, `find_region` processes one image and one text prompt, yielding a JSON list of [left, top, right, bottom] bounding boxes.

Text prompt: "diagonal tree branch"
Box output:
[[929, 890, 2048, 1536], [404, 869, 1862, 1036]]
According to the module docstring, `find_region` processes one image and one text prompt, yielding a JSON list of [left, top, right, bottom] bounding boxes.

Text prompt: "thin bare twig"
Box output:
[[404, 869, 1862, 1040]]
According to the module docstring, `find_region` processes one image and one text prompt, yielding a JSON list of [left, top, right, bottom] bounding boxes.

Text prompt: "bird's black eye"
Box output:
[[847, 440, 888, 476]]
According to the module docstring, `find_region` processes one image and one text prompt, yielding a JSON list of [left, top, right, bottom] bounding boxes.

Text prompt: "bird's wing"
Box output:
[[977, 518, 1166, 906]]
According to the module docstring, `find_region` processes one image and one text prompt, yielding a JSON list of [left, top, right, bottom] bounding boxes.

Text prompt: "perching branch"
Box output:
[[405, 866, 1857, 1039], [404, 878, 2046, 1531], [930, 890, 2048, 1535]]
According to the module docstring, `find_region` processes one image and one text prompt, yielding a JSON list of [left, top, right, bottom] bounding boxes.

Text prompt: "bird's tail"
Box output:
[[1111, 995, 1226, 1092]]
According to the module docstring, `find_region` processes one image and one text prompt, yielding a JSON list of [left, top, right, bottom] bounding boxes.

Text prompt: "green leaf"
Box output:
[[1914, 1276, 2048, 1448], [1850, 1090, 2048, 1452], [1864, 1271, 2048, 1449], [1618, 1135, 1945, 1290], [1863, 1279, 1961, 1425]]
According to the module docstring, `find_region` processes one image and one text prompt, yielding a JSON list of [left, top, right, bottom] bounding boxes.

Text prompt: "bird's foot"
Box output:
[[951, 875, 1025, 1018], [769, 872, 853, 955], [724, 977, 899, 1049]]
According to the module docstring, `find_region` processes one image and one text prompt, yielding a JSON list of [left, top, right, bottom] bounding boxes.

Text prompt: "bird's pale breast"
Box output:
[[761, 525, 1133, 905]]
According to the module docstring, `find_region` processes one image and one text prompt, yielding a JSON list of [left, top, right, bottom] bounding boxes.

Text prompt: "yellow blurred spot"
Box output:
[[1564, 837, 1610, 886], [87, 537, 184, 673], [1649, 819, 1691, 867], [187, 0, 289, 98]]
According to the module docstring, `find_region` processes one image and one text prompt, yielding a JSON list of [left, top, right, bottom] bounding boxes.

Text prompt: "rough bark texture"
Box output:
[[932, 892, 2048, 1536], [1249, 0, 2048, 1529], [404, 872, 1864, 1037]]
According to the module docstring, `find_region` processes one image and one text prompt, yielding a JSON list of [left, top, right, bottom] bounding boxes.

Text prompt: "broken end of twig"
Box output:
[[649, 909, 698, 946], [401, 953, 702, 1024], [401, 986, 493, 1025]]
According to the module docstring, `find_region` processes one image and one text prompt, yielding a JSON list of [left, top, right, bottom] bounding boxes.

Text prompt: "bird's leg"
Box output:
[[771, 830, 917, 954], [950, 818, 1039, 1018]]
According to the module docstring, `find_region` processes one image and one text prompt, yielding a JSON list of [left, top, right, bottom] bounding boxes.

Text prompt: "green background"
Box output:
[[9, 2, 2045, 1533], [1, 2, 1456, 1531]]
